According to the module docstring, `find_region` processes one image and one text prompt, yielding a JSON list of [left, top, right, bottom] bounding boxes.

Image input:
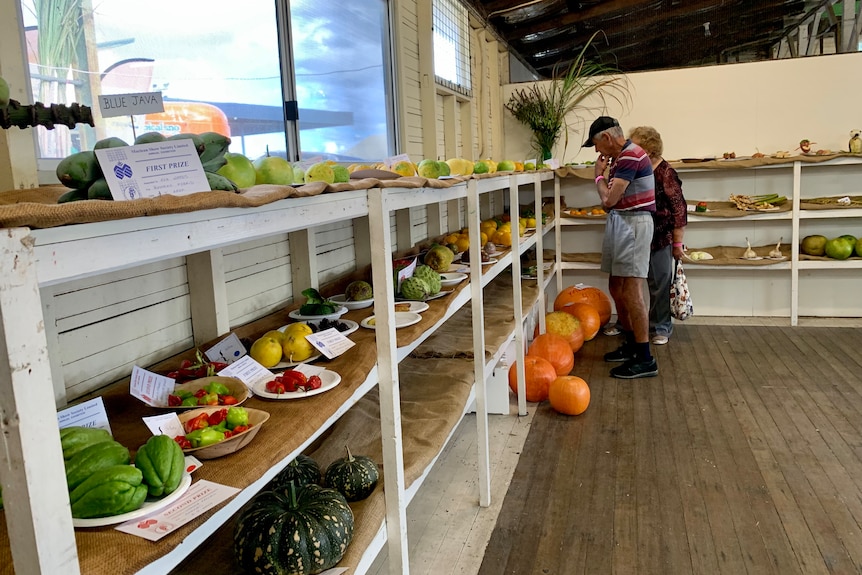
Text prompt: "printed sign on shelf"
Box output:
[[205, 333, 247, 364], [57, 397, 112, 434], [94, 139, 210, 201]]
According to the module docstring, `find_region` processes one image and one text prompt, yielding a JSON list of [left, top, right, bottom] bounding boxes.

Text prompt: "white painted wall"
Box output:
[[503, 52, 862, 164]]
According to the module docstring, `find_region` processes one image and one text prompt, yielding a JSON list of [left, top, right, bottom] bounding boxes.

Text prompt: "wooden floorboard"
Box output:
[[479, 323, 862, 575]]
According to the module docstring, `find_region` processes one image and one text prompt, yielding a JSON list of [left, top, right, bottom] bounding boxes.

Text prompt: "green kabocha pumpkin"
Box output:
[[270, 454, 321, 490], [134, 434, 185, 497], [324, 446, 379, 502], [234, 482, 354, 575]]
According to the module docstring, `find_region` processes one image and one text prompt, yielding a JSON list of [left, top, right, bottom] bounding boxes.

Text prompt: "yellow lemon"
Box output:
[[392, 161, 415, 177], [282, 332, 315, 363], [262, 330, 286, 345], [250, 336, 284, 368], [444, 233, 460, 245], [527, 217, 537, 228], [455, 237, 471, 253], [283, 322, 313, 337], [480, 232, 488, 246]]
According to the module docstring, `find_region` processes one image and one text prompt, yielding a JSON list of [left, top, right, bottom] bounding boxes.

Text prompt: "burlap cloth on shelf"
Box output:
[[800, 196, 862, 210], [555, 152, 862, 180], [545, 244, 792, 266], [559, 201, 791, 219], [0, 172, 500, 230]]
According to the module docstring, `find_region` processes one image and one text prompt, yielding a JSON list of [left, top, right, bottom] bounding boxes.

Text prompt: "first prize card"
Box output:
[[94, 139, 210, 201]]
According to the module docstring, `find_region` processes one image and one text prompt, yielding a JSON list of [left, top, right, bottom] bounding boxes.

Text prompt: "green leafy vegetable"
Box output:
[[299, 287, 337, 315]]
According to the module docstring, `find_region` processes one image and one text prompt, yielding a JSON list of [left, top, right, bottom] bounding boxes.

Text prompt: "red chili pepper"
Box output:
[[183, 413, 210, 434], [193, 389, 207, 399], [173, 435, 192, 450], [266, 379, 287, 395], [280, 371, 307, 392], [179, 359, 194, 370], [223, 430, 234, 439], [168, 394, 182, 407], [208, 409, 228, 426], [303, 375, 322, 391], [231, 425, 249, 434], [220, 395, 238, 405]]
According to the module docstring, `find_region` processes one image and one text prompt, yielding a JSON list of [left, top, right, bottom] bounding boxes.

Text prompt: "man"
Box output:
[[584, 116, 658, 379]]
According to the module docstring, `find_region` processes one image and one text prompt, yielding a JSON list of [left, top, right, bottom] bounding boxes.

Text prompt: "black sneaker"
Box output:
[[611, 357, 658, 379], [604, 345, 634, 363]]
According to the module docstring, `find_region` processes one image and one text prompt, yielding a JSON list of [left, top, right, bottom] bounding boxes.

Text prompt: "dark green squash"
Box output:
[[324, 446, 379, 502], [270, 454, 321, 490], [234, 482, 354, 575]]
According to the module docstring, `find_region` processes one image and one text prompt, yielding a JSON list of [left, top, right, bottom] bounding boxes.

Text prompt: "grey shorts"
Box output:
[[600, 210, 654, 278]]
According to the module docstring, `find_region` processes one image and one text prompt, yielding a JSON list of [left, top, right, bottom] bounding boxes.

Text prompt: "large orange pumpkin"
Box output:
[[554, 285, 612, 326], [527, 333, 575, 376], [508, 356, 557, 402], [535, 311, 584, 353], [549, 376, 591, 415], [559, 303, 601, 341]]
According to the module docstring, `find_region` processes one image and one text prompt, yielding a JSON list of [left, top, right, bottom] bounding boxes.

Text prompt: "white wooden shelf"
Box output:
[[798, 208, 862, 219], [0, 172, 555, 575]]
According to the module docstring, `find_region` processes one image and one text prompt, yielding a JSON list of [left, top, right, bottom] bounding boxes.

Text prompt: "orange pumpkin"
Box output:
[[535, 311, 584, 353], [527, 333, 575, 376], [508, 356, 557, 402], [549, 376, 591, 415], [554, 285, 612, 326], [558, 302, 601, 341]]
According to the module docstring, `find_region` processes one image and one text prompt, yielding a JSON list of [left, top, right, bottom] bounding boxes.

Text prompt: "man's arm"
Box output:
[[596, 177, 629, 208]]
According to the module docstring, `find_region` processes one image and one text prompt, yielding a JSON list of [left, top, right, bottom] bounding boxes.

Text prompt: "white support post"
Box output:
[[447, 198, 461, 233], [790, 162, 802, 326], [0, 228, 80, 575], [186, 250, 229, 345], [533, 174, 546, 334], [367, 189, 409, 575], [554, 176, 564, 293], [395, 208, 412, 252], [289, 229, 319, 291], [426, 203, 443, 240], [466, 181, 491, 507], [509, 181, 527, 416]]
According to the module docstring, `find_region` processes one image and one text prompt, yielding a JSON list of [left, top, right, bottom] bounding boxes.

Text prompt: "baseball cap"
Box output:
[[582, 116, 620, 147]]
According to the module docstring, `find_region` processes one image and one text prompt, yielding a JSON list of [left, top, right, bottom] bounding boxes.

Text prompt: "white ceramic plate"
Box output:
[[252, 370, 342, 400], [440, 272, 468, 287], [329, 294, 374, 310], [73, 472, 192, 528], [394, 301, 430, 313], [280, 319, 359, 337], [360, 311, 422, 330], [424, 289, 454, 301], [288, 306, 348, 321]]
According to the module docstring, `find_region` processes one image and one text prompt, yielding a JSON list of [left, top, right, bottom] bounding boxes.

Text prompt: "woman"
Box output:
[[629, 126, 687, 345]]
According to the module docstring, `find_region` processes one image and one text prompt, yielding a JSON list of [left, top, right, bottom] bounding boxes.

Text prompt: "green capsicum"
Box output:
[[226, 406, 249, 429]]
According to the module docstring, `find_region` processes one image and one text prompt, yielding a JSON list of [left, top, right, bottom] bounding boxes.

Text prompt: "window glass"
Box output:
[[289, 0, 394, 161], [433, 0, 472, 95], [19, 0, 394, 164]]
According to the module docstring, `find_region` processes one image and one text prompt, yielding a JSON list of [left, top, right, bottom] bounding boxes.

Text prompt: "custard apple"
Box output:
[[413, 265, 441, 295], [400, 277, 430, 301]]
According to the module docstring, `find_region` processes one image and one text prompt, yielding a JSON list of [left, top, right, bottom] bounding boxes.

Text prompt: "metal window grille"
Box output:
[[433, 0, 472, 96]]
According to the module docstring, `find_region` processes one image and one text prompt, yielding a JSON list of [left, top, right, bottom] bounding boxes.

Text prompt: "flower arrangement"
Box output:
[[505, 33, 629, 160]]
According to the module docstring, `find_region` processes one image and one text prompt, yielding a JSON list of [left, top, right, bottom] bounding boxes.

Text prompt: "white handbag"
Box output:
[[670, 262, 694, 320]]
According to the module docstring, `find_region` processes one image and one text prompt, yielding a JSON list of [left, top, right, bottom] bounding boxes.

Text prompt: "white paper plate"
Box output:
[[280, 319, 359, 337], [329, 294, 374, 310], [739, 256, 764, 261], [360, 311, 422, 330], [273, 353, 322, 370], [253, 369, 342, 400], [440, 272, 468, 287], [394, 301, 430, 313], [288, 306, 348, 321], [424, 289, 454, 301], [73, 472, 192, 528]]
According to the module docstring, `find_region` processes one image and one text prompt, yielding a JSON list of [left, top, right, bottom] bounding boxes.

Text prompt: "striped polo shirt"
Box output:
[[609, 140, 656, 212]]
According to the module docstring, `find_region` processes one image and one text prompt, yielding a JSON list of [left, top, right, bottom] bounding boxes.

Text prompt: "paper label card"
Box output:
[[130, 366, 176, 407], [305, 328, 355, 359], [384, 153, 411, 168], [115, 480, 239, 541], [217, 355, 272, 390], [57, 397, 112, 434], [205, 333, 247, 364], [94, 139, 210, 201], [142, 412, 185, 439], [546, 158, 560, 169], [98, 91, 164, 118]]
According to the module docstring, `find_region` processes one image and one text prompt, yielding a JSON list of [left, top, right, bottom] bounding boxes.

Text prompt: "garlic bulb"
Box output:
[[743, 237, 757, 259], [769, 237, 783, 258]]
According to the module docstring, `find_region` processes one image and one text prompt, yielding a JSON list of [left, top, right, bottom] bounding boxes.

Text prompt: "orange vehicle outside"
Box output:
[[142, 102, 231, 137]]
